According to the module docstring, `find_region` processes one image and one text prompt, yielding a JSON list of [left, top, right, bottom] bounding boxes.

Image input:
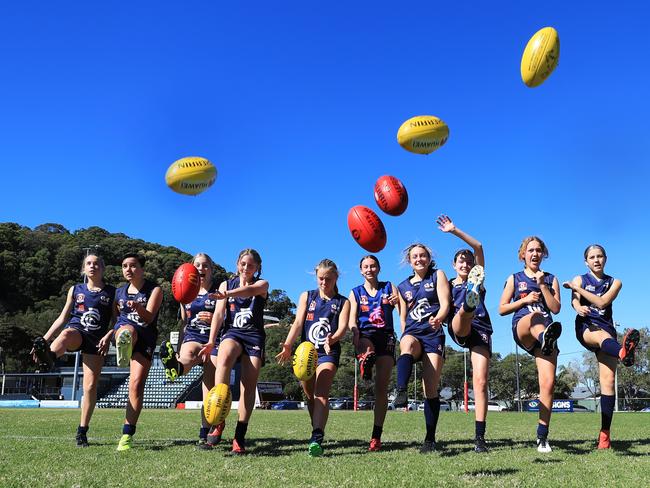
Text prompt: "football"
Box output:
[[520, 27, 560, 88], [171, 263, 200, 304], [204, 383, 232, 426], [292, 341, 317, 381], [165, 156, 217, 196], [374, 175, 408, 216], [397, 115, 449, 155], [347, 205, 387, 253]]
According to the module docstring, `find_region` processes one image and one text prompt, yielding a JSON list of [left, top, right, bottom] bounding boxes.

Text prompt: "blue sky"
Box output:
[[1, 1, 648, 365]]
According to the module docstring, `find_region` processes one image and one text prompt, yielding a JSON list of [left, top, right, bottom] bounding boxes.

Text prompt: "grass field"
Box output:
[[1, 409, 648, 487]]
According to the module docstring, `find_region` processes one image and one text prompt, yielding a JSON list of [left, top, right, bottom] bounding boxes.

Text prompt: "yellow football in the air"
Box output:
[[292, 341, 317, 381], [521, 27, 560, 88], [165, 156, 217, 196], [204, 383, 232, 425], [397, 116, 449, 155]]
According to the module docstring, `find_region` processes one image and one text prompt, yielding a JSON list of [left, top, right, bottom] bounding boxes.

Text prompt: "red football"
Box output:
[[347, 205, 387, 253], [172, 263, 200, 304], [374, 175, 408, 216]]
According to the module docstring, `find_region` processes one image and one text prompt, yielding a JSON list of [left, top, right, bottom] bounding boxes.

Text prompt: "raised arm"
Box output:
[[436, 214, 485, 267], [213, 279, 269, 300], [128, 286, 163, 324]]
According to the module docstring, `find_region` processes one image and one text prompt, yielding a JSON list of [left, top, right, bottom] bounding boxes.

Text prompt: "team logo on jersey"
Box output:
[[437, 344, 442, 352], [127, 311, 146, 326], [100, 295, 111, 305], [118, 299, 125, 309], [409, 298, 432, 322], [381, 293, 389, 304], [233, 308, 253, 328], [369, 307, 385, 328], [80, 307, 102, 331], [518, 282, 527, 291], [331, 303, 338, 312], [585, 285, 596, 292], [76, 294, 85, 304], [204, 299, 216, 310], [404, 291, 413, 301], [360, 305, 369, 312], [252, 345, 261, 351], [230, 304, 236, 312], [306, 313, 314, 321], [308, 317, 331, 347], [424, 281, 434, 291], [308, 300, 316, 311], [480, 332, 490, 345], [360, 295, 368, 305]]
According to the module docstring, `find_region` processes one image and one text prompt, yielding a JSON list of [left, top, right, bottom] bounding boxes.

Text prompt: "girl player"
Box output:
[[200, 249, 269, 455], [113, 253, 163, 451], [276, 259, 350, 457], [393, 243, 451, 453], [160, 253, 219, 449], [348, 255, 398, 452], [31, 254, 115, 447], [498, 236, 561, 453], [437, 215, 492, 453], [563, 244, 640, 449]]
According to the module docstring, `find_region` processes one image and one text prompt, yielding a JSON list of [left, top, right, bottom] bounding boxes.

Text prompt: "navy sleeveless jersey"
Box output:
[[301, 290, 348, 353], [398, 269, 443, 337], [68, 283, 116, 337], [449, 279, 492, 334], [115, 279, 159, 329], [511, 271, 555, 327], [183, 285, 218, 336], [577, 273, 614, 329], [223, 276, 266, 333], [352, 282, 395, 334]]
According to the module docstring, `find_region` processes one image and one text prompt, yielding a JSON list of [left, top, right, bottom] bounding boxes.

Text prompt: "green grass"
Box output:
[[0, 409, 648, 487]]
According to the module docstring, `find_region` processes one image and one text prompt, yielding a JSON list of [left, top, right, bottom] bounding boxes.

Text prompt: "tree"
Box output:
[[569, 353, 600, 398], [265, 289, 296, 323]]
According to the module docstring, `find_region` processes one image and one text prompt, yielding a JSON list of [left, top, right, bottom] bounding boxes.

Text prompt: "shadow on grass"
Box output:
[[612, 438, 650, 457], [462, 468, 519, 477]]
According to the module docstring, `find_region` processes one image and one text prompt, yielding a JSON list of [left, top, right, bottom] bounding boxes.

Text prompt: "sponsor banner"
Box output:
[[527, 399, 573, 412], [185, 401, 203, 410], [40, 400, 79, 409]]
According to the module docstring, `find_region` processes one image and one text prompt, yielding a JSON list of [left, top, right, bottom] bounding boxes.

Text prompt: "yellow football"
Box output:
[[165, 156, 217, 196], [520, 27, 560, 88], [204, 383, 232, 425], [397, 116, 449, 155], [292, 341, 317, 381]]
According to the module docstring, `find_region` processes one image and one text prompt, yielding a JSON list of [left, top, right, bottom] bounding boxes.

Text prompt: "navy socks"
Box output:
[[396, 354, 414, 389], [424, 397, 440, 442], [601, 394, 615, 431]]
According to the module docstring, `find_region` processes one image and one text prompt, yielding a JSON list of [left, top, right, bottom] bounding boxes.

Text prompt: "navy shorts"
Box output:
[[359, 329, 396, 360], [575, 319, 616, 353], [64, 325, 102, 356], [402, 328, 445, 356], [448, 326, 492, 356], [220, 328, 265, 360], [182, 329, 210, 346], [114, 322, 158, 362], [316, 344, 340, 368]]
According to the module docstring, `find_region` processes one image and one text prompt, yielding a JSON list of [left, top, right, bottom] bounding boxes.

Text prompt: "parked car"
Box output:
[[271, 400, 300, 410], [330, 397, 354, 410], [357, 399, 374, 410], [460, 401, 506, 412], [439, 401, 451, 411], [639, 407, 650, 412]]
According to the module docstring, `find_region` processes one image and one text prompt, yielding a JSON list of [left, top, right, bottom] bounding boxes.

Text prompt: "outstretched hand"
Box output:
[[198, 343, 214, 362], [436, 214, 456, 233], [275, 343, 292, 365]]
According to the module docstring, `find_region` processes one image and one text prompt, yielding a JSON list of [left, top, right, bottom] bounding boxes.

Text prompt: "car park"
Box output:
[[271, 400, 301, 410]]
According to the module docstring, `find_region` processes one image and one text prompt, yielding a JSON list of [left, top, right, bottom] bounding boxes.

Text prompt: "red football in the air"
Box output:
[[172, 263, 200, 304], [347, 205, 387, 253], [374, 175, 408, 216]]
